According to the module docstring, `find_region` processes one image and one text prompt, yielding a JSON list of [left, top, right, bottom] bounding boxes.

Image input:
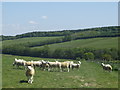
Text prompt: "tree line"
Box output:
[[1, 26, 119, 41], [1, 26, 120, 61], [2, 45, 120, 61]]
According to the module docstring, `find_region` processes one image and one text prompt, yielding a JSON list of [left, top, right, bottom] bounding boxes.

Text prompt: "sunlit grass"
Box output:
[[2, 54, 118, 88]]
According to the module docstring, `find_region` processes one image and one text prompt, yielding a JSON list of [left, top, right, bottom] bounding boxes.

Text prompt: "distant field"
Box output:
[[2, 54, 118, 88], [2, 36, 61, 47], [32, 37, 119, 51]]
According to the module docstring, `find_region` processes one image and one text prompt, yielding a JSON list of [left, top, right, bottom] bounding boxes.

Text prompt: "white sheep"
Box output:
[[41, 60, 49, 71], [47, 61, 61, 71], [26, 66, 35, 84], [13, 58, 26, 69], [33, 61, 42, 68], [71, 61, 81, 70], [60, 61, 71, 72], [64, 61, 74, 69], [25, 61, 34, 67], [101, 63, 112, 72]]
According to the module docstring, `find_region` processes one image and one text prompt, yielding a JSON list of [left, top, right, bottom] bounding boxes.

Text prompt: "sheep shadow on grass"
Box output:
[[19, 80, 28, 83]]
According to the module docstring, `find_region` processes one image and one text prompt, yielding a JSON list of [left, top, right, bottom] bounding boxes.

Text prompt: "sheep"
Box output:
[[25, 61, 34, 67], [47, 61, 61, 71], [33, 61, 42, 68], [71, 63, 80, 70], [64, 61, 74, 69], [71, 61, 81, 70], [78, 61, 81, 64], [26, 66, 35, 84], [41, 60, 49, 71], [101, 63, 112, 72], [13, 58, 26, 69], [60, 61, 71, 72]]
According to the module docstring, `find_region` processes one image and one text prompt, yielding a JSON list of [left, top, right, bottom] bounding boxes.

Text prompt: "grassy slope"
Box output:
[[2, 54, 118, 88], [32, 37, 119, 51], [2, 36, 61, 47]]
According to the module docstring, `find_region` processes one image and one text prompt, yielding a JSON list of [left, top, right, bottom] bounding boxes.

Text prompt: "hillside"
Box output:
[[1, 26, 119, 41], [2, 36, 61, 47], [31, 37, 118, 51], [1, 26, 120, 60]]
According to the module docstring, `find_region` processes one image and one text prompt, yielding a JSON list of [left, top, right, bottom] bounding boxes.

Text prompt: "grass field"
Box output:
[[2, 36, 61, 47], [32, 37, 119, 51], [2, 54, 118, 88]]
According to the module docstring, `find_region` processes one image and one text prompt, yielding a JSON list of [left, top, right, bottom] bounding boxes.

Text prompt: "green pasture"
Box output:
[[2, 36, 61, 47], [2, 54, 118, 88], [32, 37, 119, 51]]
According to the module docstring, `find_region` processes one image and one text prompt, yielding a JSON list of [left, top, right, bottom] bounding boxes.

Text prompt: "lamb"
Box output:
[[101, 63, 112, 72], [26, 66, 35, 84]]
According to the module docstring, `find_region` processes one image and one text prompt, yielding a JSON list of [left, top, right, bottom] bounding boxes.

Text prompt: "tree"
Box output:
[[41, 45, 50, 58], [64, 49, 75, 59], [74, 48, 84, 59], [53, 48, 65, 59], [102, 54, 112, 62], [84, 52, 94, 60]]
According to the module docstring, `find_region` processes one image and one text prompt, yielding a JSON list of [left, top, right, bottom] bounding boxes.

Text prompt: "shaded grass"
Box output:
[[2, 54, 118, 88]]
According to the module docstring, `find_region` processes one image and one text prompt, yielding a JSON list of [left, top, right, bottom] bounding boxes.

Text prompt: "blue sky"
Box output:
[[2, 2, 118, 36]]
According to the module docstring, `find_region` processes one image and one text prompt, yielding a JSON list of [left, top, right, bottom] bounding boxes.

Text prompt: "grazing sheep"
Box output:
[[60, 61, 71, 72], [25, 61, 34, 67], [26, 66, 35, 84], [64, 61, 74, 69], [41, 60, 49, 71], [33, 61, 42, 68], [71, 61, 81, 70], [101, 63, 112, 72], [47, 61, 61, 71], [13, 58, 26, 69], [72, 63, 80, 70]]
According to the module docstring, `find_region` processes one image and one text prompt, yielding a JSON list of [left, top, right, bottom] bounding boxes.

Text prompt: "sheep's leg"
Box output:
[[30, 76, 33, 84], [60, 68, 63, 72], [28, 76, 31, 83], [24, 66, 27, 70], [59, 65, 62, 72], [48, 67, 50, 71], [67, 67, 69, 72]]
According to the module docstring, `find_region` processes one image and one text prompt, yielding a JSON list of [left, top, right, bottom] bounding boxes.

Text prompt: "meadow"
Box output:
[[2, 36, 61, 47], [31, 37, 118, 51], [2, 26, 119, 88], [2, 54, 118, 88]]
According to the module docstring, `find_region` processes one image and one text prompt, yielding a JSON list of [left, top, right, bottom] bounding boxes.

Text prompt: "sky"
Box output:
[[2, 2, 118, 36]]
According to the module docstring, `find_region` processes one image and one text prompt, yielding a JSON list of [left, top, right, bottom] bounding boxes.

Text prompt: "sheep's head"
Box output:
[[27, 66, 33, 70], [41, 60, 46, 63], [13, 62, 15, 66], [101, 63, 104, 66], [77, 64, 80, 67], [78, 61, 81, 64], [15, 58, 18, 61]]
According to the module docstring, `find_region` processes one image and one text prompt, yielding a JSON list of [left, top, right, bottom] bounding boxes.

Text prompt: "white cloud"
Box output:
[[29, 20, 38, 24], [41, 16, 48, 19]]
